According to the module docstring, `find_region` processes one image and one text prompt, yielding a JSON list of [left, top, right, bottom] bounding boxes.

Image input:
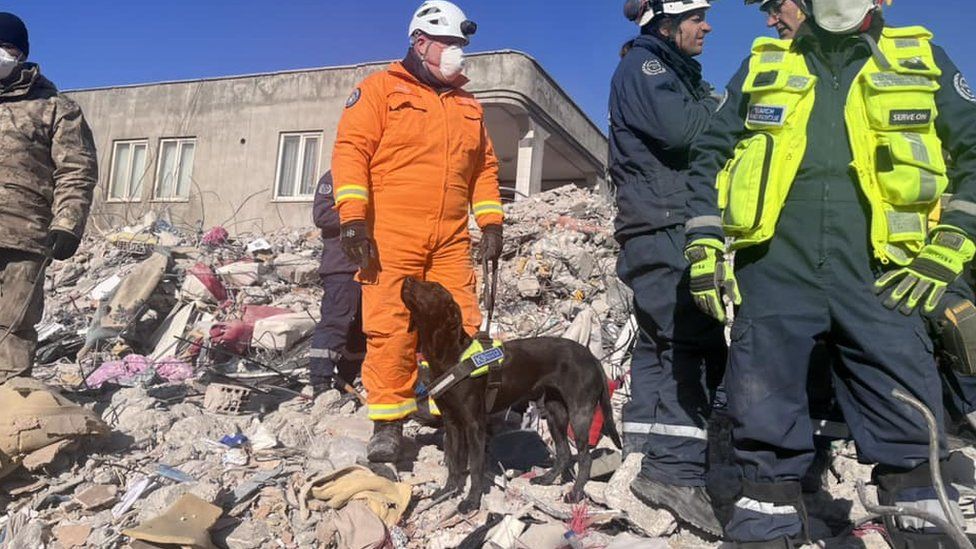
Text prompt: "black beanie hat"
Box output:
[[0, 13, 28, 58]]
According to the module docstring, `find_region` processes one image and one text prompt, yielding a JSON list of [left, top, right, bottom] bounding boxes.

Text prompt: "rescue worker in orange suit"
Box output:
[[331, 0, 504, 463]]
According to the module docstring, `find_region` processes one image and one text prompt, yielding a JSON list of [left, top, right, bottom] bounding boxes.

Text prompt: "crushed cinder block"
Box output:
[[203, 383, 252, 415]]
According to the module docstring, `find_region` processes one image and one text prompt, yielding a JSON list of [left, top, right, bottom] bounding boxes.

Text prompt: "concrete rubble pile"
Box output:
[[0, 187, 972, 548]]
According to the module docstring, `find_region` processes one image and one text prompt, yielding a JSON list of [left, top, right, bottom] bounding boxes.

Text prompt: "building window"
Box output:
[[275, 132, 321, 199], [154, 138, 196, 200], [108, 140, 148, 201]]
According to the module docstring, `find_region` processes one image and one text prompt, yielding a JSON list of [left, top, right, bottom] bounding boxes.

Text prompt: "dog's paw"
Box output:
[[563, 489, 586, 504], [531, 473, 558, 486], [430, 485, 460, 501], [457, 497, 481, 515]]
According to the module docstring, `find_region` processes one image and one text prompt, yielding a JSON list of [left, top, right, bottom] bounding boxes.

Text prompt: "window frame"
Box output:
[[152, 137, 197, 203], [272, 131, 323, 202], [106, 139, 149, 203]]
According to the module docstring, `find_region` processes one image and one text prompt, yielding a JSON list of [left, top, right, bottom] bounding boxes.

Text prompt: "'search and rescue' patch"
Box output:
[[470, 347, 504, 369], [888, 109, 932, 126], [747, 104, 787, 126], [345, 88, 361, 108], [955, 73, 976, 104], [642, 59, 666, 76], [317, 182, 333, 195]]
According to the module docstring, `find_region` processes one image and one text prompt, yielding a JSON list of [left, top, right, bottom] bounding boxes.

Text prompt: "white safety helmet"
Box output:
[[624, 0, 712, 28], [408, 1, 477, 45], [807, 0, 884, 34], [744, 0, 779, 8]]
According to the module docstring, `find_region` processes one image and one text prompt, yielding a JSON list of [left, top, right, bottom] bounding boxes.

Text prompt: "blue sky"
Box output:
[[7, 1, 975, 130]]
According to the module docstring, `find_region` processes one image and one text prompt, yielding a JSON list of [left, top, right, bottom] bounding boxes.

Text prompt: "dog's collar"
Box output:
[[426, 337, 505, 401]]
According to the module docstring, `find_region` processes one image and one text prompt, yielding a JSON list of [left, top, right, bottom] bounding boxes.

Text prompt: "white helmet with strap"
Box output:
[[624, 0, 712, 28], [408, 1, 478, 45]]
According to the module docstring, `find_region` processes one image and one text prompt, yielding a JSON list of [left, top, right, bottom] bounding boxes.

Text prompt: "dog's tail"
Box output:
[[599, 380, 622, 449]]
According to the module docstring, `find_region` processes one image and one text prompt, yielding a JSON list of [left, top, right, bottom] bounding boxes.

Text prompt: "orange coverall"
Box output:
[[332, 62, 504, 421]]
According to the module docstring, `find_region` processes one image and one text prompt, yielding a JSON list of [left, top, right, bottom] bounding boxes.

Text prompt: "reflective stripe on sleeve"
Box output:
[[686, 215, 724, 231], [335, 185, 369, 204], [735, 497, 798, 516], [473, 200, 504, 218], [945, 199, 976, 218]]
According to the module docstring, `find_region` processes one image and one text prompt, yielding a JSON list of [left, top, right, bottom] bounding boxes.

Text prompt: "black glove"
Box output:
[[480, 224, 503, 262], [46, 229, 80, 261], [340, 220, 374, 269]]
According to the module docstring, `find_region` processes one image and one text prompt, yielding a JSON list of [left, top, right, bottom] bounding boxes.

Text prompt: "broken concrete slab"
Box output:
[[52, 523, 91, 548], [73, 483, 118, 510], [251, 312, 317, 351], [0, 378, 110, 479], [122, 493, 222, 549]]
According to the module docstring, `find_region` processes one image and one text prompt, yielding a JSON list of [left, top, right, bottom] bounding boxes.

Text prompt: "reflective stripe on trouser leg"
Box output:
[[617, 230, 726, 487], [367, 399, 418, 421]]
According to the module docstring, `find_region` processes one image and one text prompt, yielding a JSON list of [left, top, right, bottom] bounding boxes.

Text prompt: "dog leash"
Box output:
[[481, 255, 499, 334]]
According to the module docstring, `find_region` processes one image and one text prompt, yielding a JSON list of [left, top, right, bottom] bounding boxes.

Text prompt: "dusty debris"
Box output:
[[3, 186, 970, 548]]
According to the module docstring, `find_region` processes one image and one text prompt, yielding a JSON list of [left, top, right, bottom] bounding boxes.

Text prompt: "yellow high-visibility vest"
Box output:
[[718, 26, 947, 265]]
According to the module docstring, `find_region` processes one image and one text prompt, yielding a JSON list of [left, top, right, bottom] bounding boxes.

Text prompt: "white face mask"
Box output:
[[812, 0, 876, 34], [0, 48, 19, 80], [438, 45, 466, 80]]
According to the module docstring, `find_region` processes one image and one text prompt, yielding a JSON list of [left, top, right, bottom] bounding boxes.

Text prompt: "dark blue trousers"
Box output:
[[723, 198, 949, 543], [310, 275, 364, 385], [616, 227, 727, 487]]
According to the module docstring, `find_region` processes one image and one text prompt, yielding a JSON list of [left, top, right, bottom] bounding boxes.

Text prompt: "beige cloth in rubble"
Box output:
[[310, 466, 412, 526], [0, 378, 109, 479]]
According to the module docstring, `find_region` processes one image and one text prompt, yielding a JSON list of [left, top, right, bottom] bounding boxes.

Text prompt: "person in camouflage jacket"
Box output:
[[0, 12, 98, 382]]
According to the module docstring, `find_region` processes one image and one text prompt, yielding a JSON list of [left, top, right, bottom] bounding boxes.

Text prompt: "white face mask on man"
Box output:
[[0, 48, 20, 80], [811, 0, 877, 34], [438, 45, 466, 80]]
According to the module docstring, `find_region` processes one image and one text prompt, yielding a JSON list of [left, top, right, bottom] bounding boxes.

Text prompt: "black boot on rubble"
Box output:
[[631, 472, 724, 537], [874, 463, 976, 549], [730, 538, 796, 549], [367, 420, 403, 463]]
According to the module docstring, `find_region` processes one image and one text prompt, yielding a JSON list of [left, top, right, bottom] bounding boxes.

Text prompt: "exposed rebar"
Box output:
[[891, 387, 972, 547]]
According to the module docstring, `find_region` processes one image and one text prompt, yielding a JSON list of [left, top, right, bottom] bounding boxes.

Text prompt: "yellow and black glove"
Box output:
[[684, 238, 741, 324], [875, 225, 976, 315]]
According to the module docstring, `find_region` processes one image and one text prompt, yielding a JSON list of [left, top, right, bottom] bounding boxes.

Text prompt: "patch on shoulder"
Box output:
[[345, 87, 361, 108], [746, 104, 787, 126], [642, 59, 666, 76], [955, 73, 976, 104], [317, 182, 333, 195]]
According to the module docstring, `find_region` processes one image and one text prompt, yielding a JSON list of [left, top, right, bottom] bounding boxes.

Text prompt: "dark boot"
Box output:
[[631, 472, 723, 537], [367, 420, 403, 463], [729, 538, 795, 548], [875, 463, 973, 549]]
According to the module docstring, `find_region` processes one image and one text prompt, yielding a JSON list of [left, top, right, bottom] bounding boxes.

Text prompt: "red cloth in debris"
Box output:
[[201, 226, 229, 246], [210, 305, 291, 354], [189, 263, 228, 302]]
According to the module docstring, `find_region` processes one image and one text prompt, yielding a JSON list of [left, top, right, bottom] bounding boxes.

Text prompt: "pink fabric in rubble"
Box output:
[[85, 355, 193, 389], [202, 226, 229, 246]]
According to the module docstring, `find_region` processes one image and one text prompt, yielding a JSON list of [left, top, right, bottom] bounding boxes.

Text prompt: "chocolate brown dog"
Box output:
[[401, 277, 621, 513]]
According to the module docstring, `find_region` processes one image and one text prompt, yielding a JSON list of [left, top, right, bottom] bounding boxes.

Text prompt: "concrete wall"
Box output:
[[67, 51, 607, 235]]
